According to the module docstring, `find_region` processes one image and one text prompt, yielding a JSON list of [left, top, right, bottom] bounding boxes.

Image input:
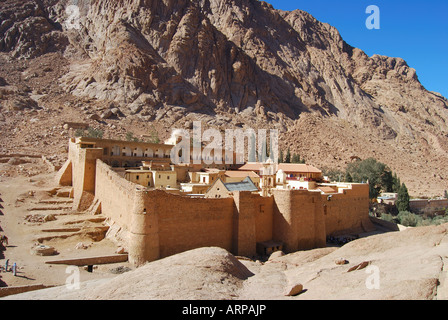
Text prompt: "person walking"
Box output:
[[12, 263, 17, 276]]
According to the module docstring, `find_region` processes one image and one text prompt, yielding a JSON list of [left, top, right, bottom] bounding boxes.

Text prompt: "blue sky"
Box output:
[[266, 0, 448, 98]]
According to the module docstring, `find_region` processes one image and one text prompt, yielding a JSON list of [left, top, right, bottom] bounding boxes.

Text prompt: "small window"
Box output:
[[136, 175, 140, 180], [167, 176, 170, 180]]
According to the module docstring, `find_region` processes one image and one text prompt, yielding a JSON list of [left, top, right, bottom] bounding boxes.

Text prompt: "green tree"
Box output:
[[381, 169, 394, 193], [285, 148, 291, 163], [279, 149, 284, 164], [291, 154, 300, 164], [396, 183, 410, 212], [321, 167, 345, 182], [344, 171, 353, 182], [346, 158, 388, 199], [392, 173, 401, 193]]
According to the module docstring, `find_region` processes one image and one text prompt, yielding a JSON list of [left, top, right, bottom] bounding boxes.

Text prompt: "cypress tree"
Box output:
[[396, 183, 410, 212], [285, 148, 291, 163], [291, 154, 300, 163], [345, 172, 353, 183]]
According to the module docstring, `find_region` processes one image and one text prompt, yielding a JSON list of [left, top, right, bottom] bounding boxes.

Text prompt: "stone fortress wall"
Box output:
[[59, 138, 374, 266]]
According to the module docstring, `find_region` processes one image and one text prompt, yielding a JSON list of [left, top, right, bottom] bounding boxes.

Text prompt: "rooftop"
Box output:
[[223, 177, 259, 192], [238, 162, 322, 174], [224, 170, 260, 178]]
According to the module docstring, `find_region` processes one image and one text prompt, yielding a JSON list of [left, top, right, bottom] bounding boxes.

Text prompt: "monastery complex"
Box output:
[[56, 137, 374, 266]]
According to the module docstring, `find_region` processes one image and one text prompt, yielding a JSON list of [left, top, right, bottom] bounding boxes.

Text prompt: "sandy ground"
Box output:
[[0, 160, 130, 290]]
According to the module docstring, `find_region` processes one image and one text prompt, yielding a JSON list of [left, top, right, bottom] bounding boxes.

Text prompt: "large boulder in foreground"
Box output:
[[4, 224, 448, 300], [4, 247, 254, 300]]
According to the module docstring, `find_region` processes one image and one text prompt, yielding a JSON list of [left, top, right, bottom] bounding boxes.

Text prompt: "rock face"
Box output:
[[0, 0, 447, 196], [0, 0, 68, 59]]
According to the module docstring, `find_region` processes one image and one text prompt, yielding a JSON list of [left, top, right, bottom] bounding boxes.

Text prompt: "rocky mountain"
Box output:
[[0, 0, 447, 196]]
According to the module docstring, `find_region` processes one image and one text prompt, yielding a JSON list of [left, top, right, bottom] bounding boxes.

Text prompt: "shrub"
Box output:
[[380, 213, 397, 223], [126, 132, 140, 142], [86, 127, 103, 139], [397, 211, 421, 227], [74, 129, 84, 137], [416, 219, 433, 227], [74, 127, 103, 139], [432, 215, 448, 226]]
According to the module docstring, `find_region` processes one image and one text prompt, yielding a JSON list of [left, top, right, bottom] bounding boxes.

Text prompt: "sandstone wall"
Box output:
[[323, 184, 373, 236], [95, 160, 140, 228], [69, 140, 103, 210], [232, 192, 275, 257], [148, 191, 235, 259], [272, 189, 326, 253]]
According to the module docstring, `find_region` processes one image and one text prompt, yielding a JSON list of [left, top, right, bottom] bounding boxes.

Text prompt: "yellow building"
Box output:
[[125, 169, 177, 189], [189, 169, 225, 185], [153, 170, 177, 188], [125, 170, 153, 187]]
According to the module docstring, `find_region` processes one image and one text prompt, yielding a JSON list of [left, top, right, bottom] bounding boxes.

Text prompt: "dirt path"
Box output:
[[0, 160, 129, 291]]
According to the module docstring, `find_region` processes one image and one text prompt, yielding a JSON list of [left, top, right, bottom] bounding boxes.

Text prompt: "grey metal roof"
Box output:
[[224, 177, 259, 192]]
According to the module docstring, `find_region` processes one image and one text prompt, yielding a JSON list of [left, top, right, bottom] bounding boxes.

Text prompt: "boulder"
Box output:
[[100, 110, 113, 119], [116, 247, 127, 254], [347, 261, 370, 272], [268, 251, 285, 261], [284, 283, 304, 296], [30, 245, 56, 256], [335, 258, 349, 265], [88, 113, 101, 121], [75, 242, 90, 250], [43, 214, 56, 222]]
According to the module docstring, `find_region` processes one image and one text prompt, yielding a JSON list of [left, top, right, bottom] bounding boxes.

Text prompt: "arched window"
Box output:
[[122, 147, 132, 157], [145, 148, 154, 158], [111, 145, 121, 156], [134, 147, 143, 157]]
